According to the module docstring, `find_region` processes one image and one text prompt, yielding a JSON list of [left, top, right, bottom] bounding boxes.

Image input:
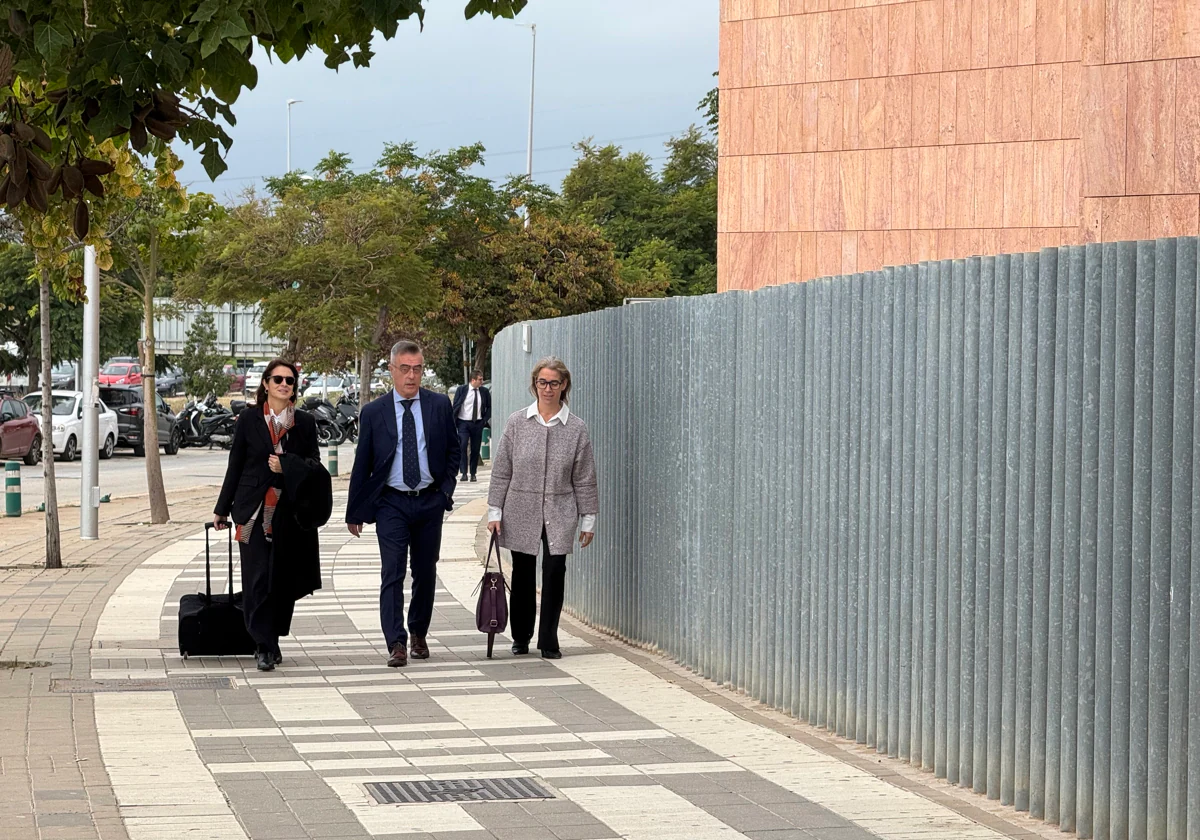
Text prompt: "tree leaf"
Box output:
[[190, 0, 222, 24], [200, 140, 227, 179], [34, 20, 74, 63], [154, 39, 190, 84]]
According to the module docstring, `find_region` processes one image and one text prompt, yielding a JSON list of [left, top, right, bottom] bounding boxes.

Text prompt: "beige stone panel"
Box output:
[[914, 0, 944, 73], [1126, 59, 1176, 194], [1177, 58, 1200, 191], [817, 81, 846, 150], [815, 151, 847, 229], [1148, 194, 1199, 237], [1036, 0, 1067, 62], [1080, 62, 1127, 196], [1032, 64, 1063, 140], [891, 146, 920, 229], [857, 230, 885, 271], [939, 72, 957, 144], [918, 145, 948, 229], [1063, 138, 1083, 225], [1032, 140, 1065, 228], [754, 85, 782, 156], [1100, 195, 1151, 240], [864, 147, 893, 229], [789, 153, 818, 230], [884, 74, 914, 146], [911, 73, 942, 147], [888, 2, 917, 75], [945, 144, 976, 228], [859, 76, 888, 148], [956, 69, 986, 144]]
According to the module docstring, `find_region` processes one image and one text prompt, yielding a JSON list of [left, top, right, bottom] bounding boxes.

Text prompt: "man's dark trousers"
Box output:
[[456, 419, 485, 479], [375, 487, 444, 649]]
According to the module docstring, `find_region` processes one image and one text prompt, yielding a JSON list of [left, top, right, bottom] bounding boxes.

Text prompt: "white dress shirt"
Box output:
[[387, 390, 433, 491], [457, 386, 483, 421], [489, 402, 596, 534]]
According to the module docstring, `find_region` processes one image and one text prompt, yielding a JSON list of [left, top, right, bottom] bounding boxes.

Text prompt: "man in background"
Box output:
[[451, 369, 490, 483]]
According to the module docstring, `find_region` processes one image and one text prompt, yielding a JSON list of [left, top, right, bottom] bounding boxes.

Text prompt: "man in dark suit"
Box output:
[[346, 340, 459, 667], [451, 369, 491, 483]]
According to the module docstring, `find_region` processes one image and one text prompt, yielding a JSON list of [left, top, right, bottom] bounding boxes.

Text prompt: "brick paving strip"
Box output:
[[4, 471, 1065, 840]]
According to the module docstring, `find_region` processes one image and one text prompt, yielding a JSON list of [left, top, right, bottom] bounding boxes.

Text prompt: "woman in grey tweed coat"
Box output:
[[487, 357, 598, 659]]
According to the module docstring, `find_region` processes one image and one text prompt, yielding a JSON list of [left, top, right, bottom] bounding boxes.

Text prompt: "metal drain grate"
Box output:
[[364, 777, 554, 804], [50, 676, 237, 693]]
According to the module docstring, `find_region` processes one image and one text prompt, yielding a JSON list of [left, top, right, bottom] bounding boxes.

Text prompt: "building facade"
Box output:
[[717, 0, 1200, 291]]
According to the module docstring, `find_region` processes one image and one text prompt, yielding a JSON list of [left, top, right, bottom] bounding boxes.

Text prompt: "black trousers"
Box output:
[[374, 487, 444, 649], [456, 419, 485, 478], [509, 529, 566, 653], [238, 518, 295, 653]]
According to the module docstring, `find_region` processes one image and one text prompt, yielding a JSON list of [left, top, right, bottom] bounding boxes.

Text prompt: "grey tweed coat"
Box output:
[[488, 408, 599, 556]]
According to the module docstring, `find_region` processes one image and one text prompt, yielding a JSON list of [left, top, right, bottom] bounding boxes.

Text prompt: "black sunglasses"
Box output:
[[269, 375, 296, 386]]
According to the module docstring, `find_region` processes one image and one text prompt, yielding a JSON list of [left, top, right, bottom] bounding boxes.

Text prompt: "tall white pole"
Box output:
[[286, 98, 302, 173], [80, 245, 100, 540], [524, 24, 536, 228]]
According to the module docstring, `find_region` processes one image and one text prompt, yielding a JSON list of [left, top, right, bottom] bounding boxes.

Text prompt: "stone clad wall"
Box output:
[[717, 0, 1200, 291]]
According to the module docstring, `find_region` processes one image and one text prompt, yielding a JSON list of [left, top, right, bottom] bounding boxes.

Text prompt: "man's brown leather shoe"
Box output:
[[410, 635, 430, 660], [387, 642, 408, 668]]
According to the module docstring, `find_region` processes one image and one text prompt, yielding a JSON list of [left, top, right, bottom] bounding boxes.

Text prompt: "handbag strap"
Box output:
[[483, 531, 501, 573]]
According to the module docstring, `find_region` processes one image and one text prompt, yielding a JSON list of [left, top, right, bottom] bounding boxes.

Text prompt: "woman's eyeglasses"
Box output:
[[536, 379, 563, 390], [269, 375, 296, 386]]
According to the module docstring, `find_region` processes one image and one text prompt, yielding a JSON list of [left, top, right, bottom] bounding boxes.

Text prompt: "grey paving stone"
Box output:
[[703, 803, 796, 832]]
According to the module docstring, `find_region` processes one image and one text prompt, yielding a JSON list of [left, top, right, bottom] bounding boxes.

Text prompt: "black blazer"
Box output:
[[215, 406, 320, 523], [345, 388, 459, 525], [451, 384, 491, 426]]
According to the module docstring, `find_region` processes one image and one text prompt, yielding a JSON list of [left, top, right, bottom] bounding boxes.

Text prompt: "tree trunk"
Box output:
[[26, 348, 39, 392], [472, 336, 492, 379], [358, 349, 373, 407], [141, 227, 169, 524], [40, 269, 61, 570]]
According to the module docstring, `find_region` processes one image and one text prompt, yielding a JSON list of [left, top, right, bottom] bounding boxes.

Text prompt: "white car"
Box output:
[[24, 391, 119, 461], [243, 362, 268, 395]]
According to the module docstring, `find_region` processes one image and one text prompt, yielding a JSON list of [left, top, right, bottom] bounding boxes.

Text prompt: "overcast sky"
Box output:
[[176, 1, 719, 202]]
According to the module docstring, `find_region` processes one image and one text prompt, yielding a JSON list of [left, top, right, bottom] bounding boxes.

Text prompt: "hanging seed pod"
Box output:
[[82, 172, 105, 198], [28, 125, 52, 152], [45, 88, 68, 104], [129, 119, 148, 152], [73, 199, 89, 240], [0, 133, 14, 163], [10, 144, 26, 185], [7, 174, 27, 207], [46, 165, 62, 195], [0, 171, 10, 207], [12, 122, 34, 143], [0, 45, 13, 88], [25, 176, 47, 212], [144, 116, 177, 141], [26, 151, 50, 181], [61, 164, 83, 197], [78, 159, 115, 176]]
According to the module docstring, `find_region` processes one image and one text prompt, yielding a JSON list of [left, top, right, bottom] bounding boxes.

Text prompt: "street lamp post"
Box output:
[[517, 23, 536, 228], [286, 98, 303, 173]]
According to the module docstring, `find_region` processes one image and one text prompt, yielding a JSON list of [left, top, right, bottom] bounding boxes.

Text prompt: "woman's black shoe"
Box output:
[[540, 649, 562, 660], [511, 642, 530, 655], [270, 647, 283, 666], [255, 651, 275, 671]]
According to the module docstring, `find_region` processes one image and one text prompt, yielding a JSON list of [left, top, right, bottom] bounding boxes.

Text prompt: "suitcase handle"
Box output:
[[203, 522, 235, 603]]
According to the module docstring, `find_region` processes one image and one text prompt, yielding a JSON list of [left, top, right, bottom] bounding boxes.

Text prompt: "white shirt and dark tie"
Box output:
[[458, 386, 483, 422], [388, 391, 432, 491]]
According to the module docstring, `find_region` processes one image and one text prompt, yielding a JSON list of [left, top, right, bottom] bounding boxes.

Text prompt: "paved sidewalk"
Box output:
[[71, 471, 1061, 840]]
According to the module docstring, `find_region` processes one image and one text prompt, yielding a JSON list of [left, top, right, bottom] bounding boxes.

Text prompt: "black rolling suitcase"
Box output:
[[178, 523, 257, 658]]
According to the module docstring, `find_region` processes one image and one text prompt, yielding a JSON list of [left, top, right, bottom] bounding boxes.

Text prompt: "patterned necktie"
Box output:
[[400, 399, 420, 489], [471, 388, 479, 421]]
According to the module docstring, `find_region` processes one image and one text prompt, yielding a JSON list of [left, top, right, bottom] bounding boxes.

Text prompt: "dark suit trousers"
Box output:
[[238, 519, 295, 652], [456, 419, 485, 478], [509, 529, 567, 653], [375, 488, 444, 648]]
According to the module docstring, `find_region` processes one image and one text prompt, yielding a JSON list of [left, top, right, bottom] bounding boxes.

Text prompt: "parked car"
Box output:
[[0, 394, 41, 465], [23, 391, 119, 461], [223, 364, 246, 394], [51, 362, 77, 390], [243, 361, 268, 396], [155, 366, 184, 396], [99, 385, 184, 456], [99, 361, 144, 386]]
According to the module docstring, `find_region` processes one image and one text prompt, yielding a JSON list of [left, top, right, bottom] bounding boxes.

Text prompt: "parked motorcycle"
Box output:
[[178, 394, 237, 449], [300, 395, 357, 445]]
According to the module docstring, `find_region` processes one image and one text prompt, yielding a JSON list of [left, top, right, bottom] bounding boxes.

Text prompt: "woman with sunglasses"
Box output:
[[487, 356, 598, 659], [213, 359, 326, 671]]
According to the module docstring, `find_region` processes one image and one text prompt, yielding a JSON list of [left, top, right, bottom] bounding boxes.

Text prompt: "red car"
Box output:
[[99, 362, 143, 386], [0, 395, 41, 465]]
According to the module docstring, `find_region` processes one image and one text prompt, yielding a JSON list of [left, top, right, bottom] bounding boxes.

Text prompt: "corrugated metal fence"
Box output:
[[491, 239, 1200, 839]]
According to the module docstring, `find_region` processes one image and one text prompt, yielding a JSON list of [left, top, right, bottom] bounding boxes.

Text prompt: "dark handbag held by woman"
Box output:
[[474, 532, 509, 658]]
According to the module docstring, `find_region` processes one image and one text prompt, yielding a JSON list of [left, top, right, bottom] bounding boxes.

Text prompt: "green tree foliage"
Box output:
[[561, 126, 717, 297], [180, 310, 229, 397], [180, 175, 434, 375], [0, 0, 527, 186], [0, 244, 139, 384]]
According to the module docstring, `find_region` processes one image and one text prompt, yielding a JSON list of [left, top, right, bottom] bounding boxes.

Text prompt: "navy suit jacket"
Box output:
[[451, 384, 491, 426], [345, 388, 460, 525]]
